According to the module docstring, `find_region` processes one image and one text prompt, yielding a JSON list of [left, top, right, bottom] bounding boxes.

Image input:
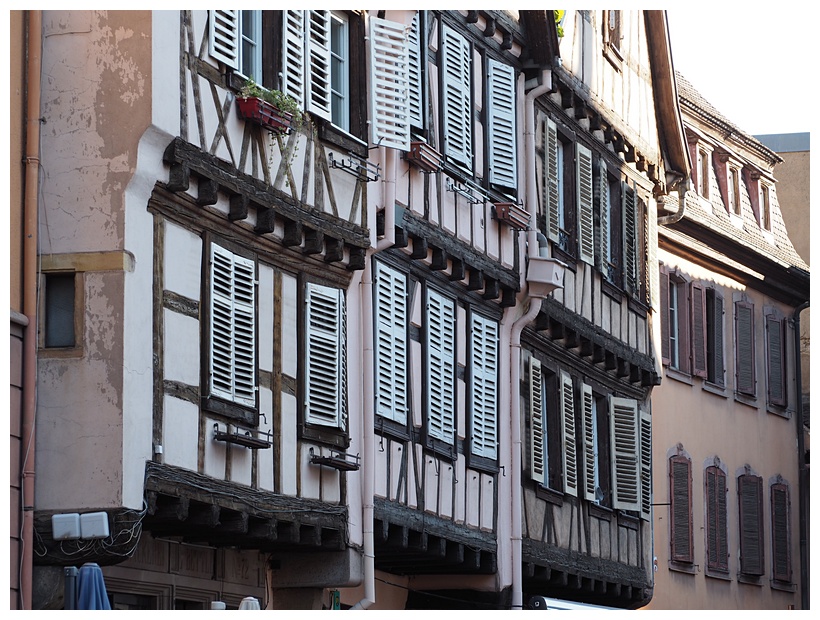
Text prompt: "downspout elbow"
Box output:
[[657, 175, 691, 227]]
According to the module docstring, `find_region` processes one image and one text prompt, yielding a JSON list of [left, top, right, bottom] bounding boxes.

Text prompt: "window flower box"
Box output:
[[236, 96, 294, 134], [406, 140, 443, 173], [493, 202, 530, 230]]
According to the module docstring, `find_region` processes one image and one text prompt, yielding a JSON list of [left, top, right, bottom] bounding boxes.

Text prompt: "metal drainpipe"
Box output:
[[656, 175, 691, 227], [21, 9, 42, 610], [792, 301, 809, 610]]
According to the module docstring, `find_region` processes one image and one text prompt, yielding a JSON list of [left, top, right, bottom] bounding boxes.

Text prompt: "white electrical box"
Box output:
[[80, 511, 110, 539], [52, 513, 81, 540]]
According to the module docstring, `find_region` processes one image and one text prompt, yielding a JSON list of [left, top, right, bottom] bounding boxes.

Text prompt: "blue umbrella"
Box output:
[[76, 563, 111, 610]]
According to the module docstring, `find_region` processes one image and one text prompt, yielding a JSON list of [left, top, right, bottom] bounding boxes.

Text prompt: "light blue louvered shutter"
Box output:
[[306, 283, 345, 428], [622, 182, 638, 294], [576, 143, 594, 265], [597, 158, 610, 272], [529, 357, 545, 484], [581, 383, 596, 502], [426, 288, 456, 443], [306, 10, 332, 121], [282, 10, 307, 109], [209, 244, 256, 407], [209, 10, 239, 69], [369, 17, 411, 151], [407, 12, 423, 128], [610, 396, 640, 511], [560, 370, 578, 497], [487, 59, 517, 189], [375, 262, 408, 424], [471, 313, 499, 459], [441, 24, 471, 167], [542, 118, 560, 243]]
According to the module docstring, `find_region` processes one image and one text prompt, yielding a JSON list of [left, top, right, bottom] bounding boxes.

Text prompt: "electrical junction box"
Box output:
[[80, 511, 110, 539], [52, 513, 81, 540]]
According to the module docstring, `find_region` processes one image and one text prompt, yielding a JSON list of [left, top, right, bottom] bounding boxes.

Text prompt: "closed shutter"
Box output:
[[738, 473, 764, 575], [771, 483, 791, 582], [306, 283, 345, 427], [610, 396, 639, 511], [639, 409, 652, 521], [766, 316, 786, 406], [306, 10, 332, 120], [560, 370, 578, 497], [209, 10, 239, 69], [487, 59, 517, 188], [407, 12, 423, 128], [375, 262, 408, 424], [670, 455, 693, 563], [691, 283, 707, 377], [471, 313, 499, 459], [543, 118, 560, 243], [577, 143, 594, 265], [209, 244, 256, 407], [581, 383, 596, 502], [370, 17, 411, 151], [707, 289, 725, 386], [529, 357, 545, 484], [441, 24, 472, 167], [622, 182, 637, 294], [706, 466, 729, 571], [426, 288, 456, 443], [735, 301, 756, 395], [660, 267, 670, 365], [596, 158, 610, 273], [282, 10, 307, 109]]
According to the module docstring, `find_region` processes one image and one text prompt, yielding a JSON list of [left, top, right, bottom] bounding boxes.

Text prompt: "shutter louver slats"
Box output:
[[736, 302, 755, 395], [739, 474, 764, 576], [771, 484, 791, 582], [706, 466, 729, 571], [670, 456, 693, 563], [282, 10, 306, 109], [375, 262, 407, 424], [623, 183, 637, 294], [529, 358, 545, 484], [306, 10, 332, 121], [487, 59, 517, 189], [707, 290, 725, 386], [582, 384, 596, 502], [427, 289, 456, 443], [407, 12, 423, 128], [691, 283, 707, 377], [209, 10, 239, 69], [597, 158, 610, 273], [577, 144, 595, 265], [471, 314, 499, 459], [370, 17, 411, 151], [660, 268, 670, 364], [767, 316, 786, 406], [610, 396, 639, 511], [560, 371, 578, 497], [543, 119, 560, 242], [639, 409, 652, 521], [441, 25, 472, 167], [306, 283, 344, 427]]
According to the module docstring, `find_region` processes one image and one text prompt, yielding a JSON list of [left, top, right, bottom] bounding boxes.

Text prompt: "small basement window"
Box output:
[[45, 272, 76, 348]]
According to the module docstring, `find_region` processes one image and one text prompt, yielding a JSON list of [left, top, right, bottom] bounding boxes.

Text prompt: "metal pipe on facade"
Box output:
[[21, 9, 43, 610]]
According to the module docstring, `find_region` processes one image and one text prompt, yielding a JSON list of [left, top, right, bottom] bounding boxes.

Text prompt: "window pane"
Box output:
[[45, 273, 75, 348]]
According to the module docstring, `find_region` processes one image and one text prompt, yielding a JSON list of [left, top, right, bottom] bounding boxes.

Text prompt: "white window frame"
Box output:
[[329, 11, 350, 131], [470, 312, 499, 460], [239, 10, 262, 81]]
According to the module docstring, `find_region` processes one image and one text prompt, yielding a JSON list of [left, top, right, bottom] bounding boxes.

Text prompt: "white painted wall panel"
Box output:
[[438, 459, 454, 518], [375, 438, 389, 498], [163, 395, 200, 470], [280, 391, 298, 495], [163, 221, 202, 300], [480, 474, 494, 531], [230, 437, 253, 486], [300, 444, 321, 500], [163, 310, 200, 386], [258, 263, 274, 373], [465, 467, 480, 527], [258, 386, 275, 491], [281, 273, 299, 378]]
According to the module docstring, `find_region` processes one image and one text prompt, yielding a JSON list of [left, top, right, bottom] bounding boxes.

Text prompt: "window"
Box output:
[[669, 454, 693, 564], [44, 272, 77, 348], [469, 312, 499, 460], [609, 396, 641, 512], [602, 10, 623, 67], [305, 282, 347, 429], [369, 16, 413, 150], [329, 12, 349, 131], [239, 10, 262, 80], [595, 158, 620, 285], [577, 144, 595, 265], [528, 358, 562, 491], [735, 300, 756, 396], [738, 472, 764, 576], [705, 288, 725, 386], [660, 268, 690, 374], [697, 148, 710, 199], [440, 23, 472, 169], [560, 370, 579, 497], [622, 182, 638, 295], [760, 183, 771, 231], [766, 314, 787, 407], [208, 243, 256, 409], [487, 58, 518, 190], [407, 12, 423, 130], [771, 480, 792, 583], [425, 287, 456, 446], [583, 389, 612, 507], [705, 464, 729, 572], [374, 261, 408, 425], [729, 166, 741, 216], [542, 118, 577, 256]]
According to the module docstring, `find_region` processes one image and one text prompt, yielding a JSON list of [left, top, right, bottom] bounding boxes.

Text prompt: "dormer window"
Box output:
[[760, 183, 771, 231], [697, 147, 710, 199], [728, 166, 740, 216]]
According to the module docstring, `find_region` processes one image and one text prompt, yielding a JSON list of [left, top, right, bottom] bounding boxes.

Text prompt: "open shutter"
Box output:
[[739, 474, 764, 575], [375, 262, 408, 424], [639, 409, 652, 521], [370, 17, 411, 150], [691, 283, 707, 377], [487, 59, 517, 188], [407, 12, 423, 127], [543, 118, 560, 243], [427, 289, 456, 443], [670, 455, 693, 563], [282, 11, 307, 109], [766, 315, 786, 406], [771, 483, 791, 582], [471, 314, 499, 459], [735, 301, 756, 395], [441, 24, 471, 167], [622, 182, 637, 294], [560, 370, 578, 497], [529, 358, 545, 484], [707, 289, 725, 386], [306, 10, 332, 120], [576, 143, 594, 265], [706, 466, 729, 571], [581, 383, 596, 502], [306, 283, 344, 427], [596, 158, 610, 273], [610, 396, 639, 511], [659, 267, 670, 364], [209, 10, 239, 69]]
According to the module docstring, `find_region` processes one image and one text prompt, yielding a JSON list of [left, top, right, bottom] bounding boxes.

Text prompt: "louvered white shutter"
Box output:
[[610, 396, 640, 511], [471, 313, 499, 459], [370, 17, 411, 150], [209, 10, 239, 69], [543, 118, 560, 243], [529, 357, 545, 484], [306, 283, 345, 427], [560, 370, 578, 497], [209, 244, 256, 407], [597, 158, 610, 272], [640, 409, 652, 521], [581, 383, 596, 502], [282, 10, 307, 109], [407, 12, 423, 128], [487, 59, 517, 189], [426, 288, 456, 443], [375, 262, 408, 424], [576, 143, 594, 265], [306, 10, 332, 121], [441, 24, 471, 167], [623, 182, 637, 294]]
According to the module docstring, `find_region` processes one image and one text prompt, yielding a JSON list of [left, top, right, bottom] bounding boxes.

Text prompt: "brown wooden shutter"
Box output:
[[735, 301, 755, 395], [771, 483, 791, 582], [670, 455, 693, 563], [660, 267, 670, 365], [691, 283, 707, 378], [766, 316, 786, 406], [706, 466, 729, 572], [738, 473, 764, 575], [707, 289, 725, 386]]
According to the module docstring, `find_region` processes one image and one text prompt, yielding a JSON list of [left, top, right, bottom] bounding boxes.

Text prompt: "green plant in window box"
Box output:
[[554, 10, 565, 39], [237, 77, 303, 133]]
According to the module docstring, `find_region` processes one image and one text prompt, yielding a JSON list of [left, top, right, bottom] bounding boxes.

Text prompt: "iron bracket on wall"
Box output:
[[328, 152, 380, 182]]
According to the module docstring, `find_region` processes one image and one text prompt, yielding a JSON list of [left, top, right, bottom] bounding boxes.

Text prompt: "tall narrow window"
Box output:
[[729, 166, 741, 215], [440, 24, 472, 168], [771, 481, 792, 583], [766, 315, 787, 407], [706, 288, 725, 386], [374, 261, 408, 425], [760, 183, 771, 231], [560, 370, 578, 497], [305, 283, 346, 428], [610, 396, 640, 512], [735, 301, 756, 396], [426, 288, 456, 444], [329, 12, 349, 131], [470, 313, 499, 460], [239, 10, 262, 80], [691, 283, 707, 378], [670, 454, 693, 563], [577, 144, 595, 265], [705, 465, 729, 572], [698, 148, 710, 198], [738, 472, 764, 576], [487, 59, 517, 190], [529, 358, 562, 491], [45, 273, 76, 348]]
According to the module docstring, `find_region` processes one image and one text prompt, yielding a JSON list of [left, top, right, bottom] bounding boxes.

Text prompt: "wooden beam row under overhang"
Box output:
[[522, 562, 646, 608]]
